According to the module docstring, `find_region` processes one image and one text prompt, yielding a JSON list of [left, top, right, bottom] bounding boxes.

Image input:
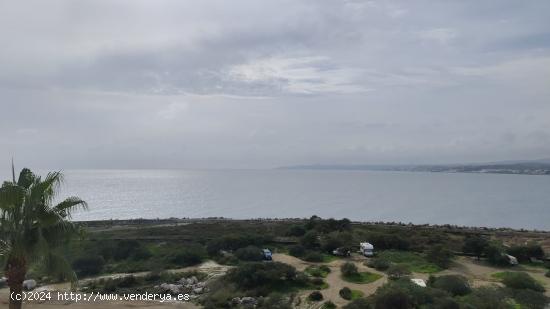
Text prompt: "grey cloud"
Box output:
[[1, 0, 550, 168]]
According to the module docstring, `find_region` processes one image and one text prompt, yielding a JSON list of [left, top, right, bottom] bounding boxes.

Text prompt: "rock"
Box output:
[[241, 297, 257, 307], [190, 276, 198, 284], [192, 287, 203, 294], [195, 282, 205, 288], [22, 279, 37, 291], [159, 283, 183, 294], [231, 297, 241, 305]]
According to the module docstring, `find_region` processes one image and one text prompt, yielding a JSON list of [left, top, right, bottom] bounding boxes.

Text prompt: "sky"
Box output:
[[1, 0, 550, 169]]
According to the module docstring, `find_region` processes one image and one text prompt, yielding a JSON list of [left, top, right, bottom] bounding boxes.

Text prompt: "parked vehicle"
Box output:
[[262, 248, 273, 260], [332, 247, 351, 257], [360, 242, 374, 257], [505, 254, 518, 265]]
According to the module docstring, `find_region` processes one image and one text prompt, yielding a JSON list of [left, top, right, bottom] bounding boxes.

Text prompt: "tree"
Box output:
[[485, 244, 510, 266], [341, 262, 359, 277], [430, 275, 471, 296], [463, 235, 488, 259], [287, 225, 306, 237], [0, 168, 87, 309], [234, 245, 263, 261], [507, 243, 545, 263], [72, 256, 105, 276], [426, 244, 453, 268], [288, 244, 306, 257], [339, 287, 352, 300], [308, 291, 323, 301], [387, 264, 411, 280], [343, 298, 371, 309], [371, 284, 413, 309], [300, 231, 319, 249]]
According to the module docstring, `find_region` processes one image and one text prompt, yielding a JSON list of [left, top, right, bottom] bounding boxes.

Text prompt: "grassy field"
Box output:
[[305, 265, 331, 278], [376, 250, 442, 273], [350, 289, 365, 300]]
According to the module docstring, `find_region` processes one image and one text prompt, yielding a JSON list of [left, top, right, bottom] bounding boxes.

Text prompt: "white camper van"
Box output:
[[360, 242, 374, 257]]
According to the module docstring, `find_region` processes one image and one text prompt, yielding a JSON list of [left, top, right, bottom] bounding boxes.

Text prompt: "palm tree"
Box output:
[[0, 167, 87, 309]]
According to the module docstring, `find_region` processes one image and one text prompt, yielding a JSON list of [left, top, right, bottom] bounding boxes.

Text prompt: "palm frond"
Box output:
[[54, 197, 88, 218]]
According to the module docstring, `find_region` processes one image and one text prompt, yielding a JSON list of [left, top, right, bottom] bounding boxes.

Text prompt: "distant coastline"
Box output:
[[279, 159, 550, 176], [74, 217, 550, 233]]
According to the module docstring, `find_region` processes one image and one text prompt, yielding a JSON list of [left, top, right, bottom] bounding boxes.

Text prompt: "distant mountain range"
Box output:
[[280, 158, 550, 175]]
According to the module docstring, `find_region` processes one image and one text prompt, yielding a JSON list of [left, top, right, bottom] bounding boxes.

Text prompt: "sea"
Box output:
[[3, 169, 550, 230]]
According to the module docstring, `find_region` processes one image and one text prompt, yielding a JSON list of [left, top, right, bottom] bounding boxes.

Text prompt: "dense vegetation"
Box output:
[[26, 215, 547, 308]]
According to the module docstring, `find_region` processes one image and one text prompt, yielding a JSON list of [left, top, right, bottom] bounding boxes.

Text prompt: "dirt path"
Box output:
[[273, 253, 386, 307]]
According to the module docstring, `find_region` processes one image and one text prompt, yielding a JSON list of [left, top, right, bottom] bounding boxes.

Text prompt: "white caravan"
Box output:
[[360, 242, 374, 256]]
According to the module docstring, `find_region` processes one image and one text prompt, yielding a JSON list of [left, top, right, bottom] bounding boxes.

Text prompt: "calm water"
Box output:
[[4, 169, 550, 230]]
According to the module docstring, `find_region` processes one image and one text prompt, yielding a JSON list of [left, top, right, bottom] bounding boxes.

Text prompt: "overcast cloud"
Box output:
[[1, 0, 550, 169]]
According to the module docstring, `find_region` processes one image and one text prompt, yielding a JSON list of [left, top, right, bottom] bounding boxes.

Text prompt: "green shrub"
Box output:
[[304, 252, 324, 262], [321, 235, 344, 253], [258, 293, 292, 309], [226, 262, 297, 291], [485, 245, 510, 266], [367, 258, 390, 271], [368, 233, 410, 250], [101, 275, 138, 293], [499, 272, 545, 292], [460, 286, 514, 309], [343, 298, 371, 309], [462, 235, 488, 259], [170, 245, 206, 267], [305, 265, 331, 278], [341, 262, 359, 276], [432, 297, 460, 309], [288, 245, 306, 257], [308, 291, 323, 301], [235, 245, 263, 261], [301, 231, 319, 249], [112, 240, 144, 260], [322, 300, 337, 309], [201, 280, 238, 309], [387, 264, 411, 280], [118, 275, 137, 288], [507, 243, 545, 263], [339, 287, 352, 300], [72, 256, 105, 276], [130, 246, 152, 261], [509, 289, 549, 309], [371, 284, 413, 309], [426, 245, 453, 268], [430, 275, 471, 296], [206, 234, 268, 256], [376, 250, 441, 273], [287, 225, 306, 237]]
